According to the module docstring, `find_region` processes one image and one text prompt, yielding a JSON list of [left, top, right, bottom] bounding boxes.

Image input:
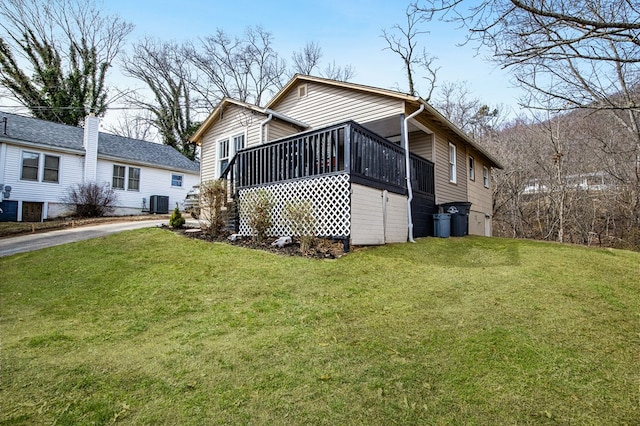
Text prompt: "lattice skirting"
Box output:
[[237, 174, 351, 237]]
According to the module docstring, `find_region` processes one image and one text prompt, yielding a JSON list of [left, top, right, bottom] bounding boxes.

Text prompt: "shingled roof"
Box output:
[[0, 112, 199, 173]]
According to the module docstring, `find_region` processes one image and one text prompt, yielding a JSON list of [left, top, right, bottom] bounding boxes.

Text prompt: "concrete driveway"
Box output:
[[0, 219, 170, 258]]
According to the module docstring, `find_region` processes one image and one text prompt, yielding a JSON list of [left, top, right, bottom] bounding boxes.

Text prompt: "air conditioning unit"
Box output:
[[149, 195, 169, 214]]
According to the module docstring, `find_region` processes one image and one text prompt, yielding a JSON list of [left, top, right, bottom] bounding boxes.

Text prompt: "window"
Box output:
[[21, 151, 60, 183], [218, 138, 230, 176], [43, 155, 60, 183], [113, 165, 125, 189], [128, 167, 140, 191], [449, 143, 457, 183], [21, 151, 40, 181], [218, 133, 245, 177], [469, 156, 475, 181], [114, 165, 141, 190], [234, 134, 245, 152], [171, 173, 183, 187], [483, 166, 490, 188]]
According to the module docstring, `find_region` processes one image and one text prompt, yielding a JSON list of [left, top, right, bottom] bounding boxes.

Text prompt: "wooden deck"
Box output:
[[222, 120, 434, 197], [220, 121, 436, 238]]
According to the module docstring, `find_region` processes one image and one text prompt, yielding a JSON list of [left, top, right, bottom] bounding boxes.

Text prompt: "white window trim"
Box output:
[[43, 154, 60, 183], [20, 150, 60, 183], [469, 156, 475, 181], [20, 150, 40, 182], [483, 166, 490, 188], [112, 164, 126, 190], [112, 164, 141, 191], [217, 131, 246, 178], [171, 173, 184, 188], [449, 143, 457, 184], [127, 166, 141, 192]]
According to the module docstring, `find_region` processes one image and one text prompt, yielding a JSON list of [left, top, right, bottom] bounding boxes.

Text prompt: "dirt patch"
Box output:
[[171, 226, 349, 259]]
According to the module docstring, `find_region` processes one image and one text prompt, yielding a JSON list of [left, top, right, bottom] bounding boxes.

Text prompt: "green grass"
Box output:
[[1, 229, 638, 425]]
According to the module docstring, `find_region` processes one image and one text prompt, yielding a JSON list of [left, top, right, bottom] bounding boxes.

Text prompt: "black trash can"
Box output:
[[439, 202, 472, 237], [433, 213, 451, 238]]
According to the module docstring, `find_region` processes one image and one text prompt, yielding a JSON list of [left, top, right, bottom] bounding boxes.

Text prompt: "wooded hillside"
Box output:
[[482, 106, 639, 250]]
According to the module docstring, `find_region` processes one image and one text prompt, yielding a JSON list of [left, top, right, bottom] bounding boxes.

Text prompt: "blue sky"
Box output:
[[103, 0, 520, 121]]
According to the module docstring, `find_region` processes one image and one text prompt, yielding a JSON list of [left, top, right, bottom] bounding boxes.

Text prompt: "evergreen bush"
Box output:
[[169, 203, 185, 228]]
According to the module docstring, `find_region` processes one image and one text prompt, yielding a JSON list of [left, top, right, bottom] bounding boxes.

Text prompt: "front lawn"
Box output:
[[1, 230, 638, 424]]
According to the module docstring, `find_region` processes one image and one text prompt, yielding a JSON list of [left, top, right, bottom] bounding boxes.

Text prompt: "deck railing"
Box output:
[[349, 124, 406, 192], [410, 153, 435, 195], [220, 120, 434, 196]]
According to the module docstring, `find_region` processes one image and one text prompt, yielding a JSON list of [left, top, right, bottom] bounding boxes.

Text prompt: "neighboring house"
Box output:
[[191, 74, 502, 245], [0, 112, 200, 222], [522, 172, 613, 195]]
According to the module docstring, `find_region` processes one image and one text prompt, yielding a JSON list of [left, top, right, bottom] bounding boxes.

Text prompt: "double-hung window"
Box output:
[[21, 151, 40, 181], [233, 134, 245, 152], [218, 133, 245, 177], [113, 165, 125, 189], [113, 165, 141, 190], [43, 155, 60, 183], [128, 167, 140, 191], [449, 143, 457, 183], [483, 166, 490, 188], [21, 151, 60, 183], [469, 156, 475, 181], [218, 139, 230, 177]]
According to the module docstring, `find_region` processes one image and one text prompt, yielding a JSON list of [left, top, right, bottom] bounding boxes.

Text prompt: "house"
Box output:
[[523, 172, 613, 195], [0, 112, 200, 222], [190, 74, 502, 245]]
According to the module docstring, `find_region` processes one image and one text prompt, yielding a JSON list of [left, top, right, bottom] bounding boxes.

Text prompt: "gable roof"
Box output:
[[190, 98, 309, 143], [0, 111, 200, 173], [267, 74, 418, 108], [269, 74, 503, 169]]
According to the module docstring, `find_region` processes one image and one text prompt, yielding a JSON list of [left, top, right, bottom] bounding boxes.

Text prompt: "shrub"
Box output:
[[284, 200, 316, 253], [169, 203, 185, 228], [199, 179, 227, 237], [63, 182, 117, 218], [242, 189, 274, 242]]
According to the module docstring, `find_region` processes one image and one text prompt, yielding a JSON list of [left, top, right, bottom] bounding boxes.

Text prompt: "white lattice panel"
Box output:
[[238, 174, 351, 237]]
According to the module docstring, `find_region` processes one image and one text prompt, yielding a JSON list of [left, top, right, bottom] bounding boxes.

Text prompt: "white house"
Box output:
[[0, 112, 200, 222]]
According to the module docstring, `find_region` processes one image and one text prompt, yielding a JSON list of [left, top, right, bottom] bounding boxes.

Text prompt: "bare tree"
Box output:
[[105, 109, 156, 141], [321, 61, 356, 82], [292, 42, 323, 75], [433, 81, 481, 131], [0, 0, 133, 125], [291, 41, 355, 81], [415, 0, 640, 226], [186, 26, 287, 108], [121, 38, 199, 160], [382, 5, 439, 99]]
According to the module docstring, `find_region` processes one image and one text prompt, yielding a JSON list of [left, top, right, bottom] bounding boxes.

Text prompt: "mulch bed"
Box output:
[[170, 226, 348, 259]]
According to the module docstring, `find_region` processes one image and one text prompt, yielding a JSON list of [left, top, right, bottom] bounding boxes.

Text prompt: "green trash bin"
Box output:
[[433, 213, 451, 238]]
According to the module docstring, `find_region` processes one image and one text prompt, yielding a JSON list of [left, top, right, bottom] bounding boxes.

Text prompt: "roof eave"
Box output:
[[267, 74, 418, 109], [98, 154, 199, 174], [414, 99, 504, 169], [0, 137, 84, 155], [190, 98, 309, 144]]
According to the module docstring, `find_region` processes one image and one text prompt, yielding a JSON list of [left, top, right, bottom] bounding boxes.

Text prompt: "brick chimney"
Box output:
[[83, 114, 99, 182]]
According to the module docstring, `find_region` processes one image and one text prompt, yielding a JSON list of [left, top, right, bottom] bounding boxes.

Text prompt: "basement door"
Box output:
[[22, 202, 43, 222]]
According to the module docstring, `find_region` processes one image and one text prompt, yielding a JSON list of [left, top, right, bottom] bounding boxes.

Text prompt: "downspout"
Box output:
[[404, 103, 425, 242], [259, 113, 273, 144]]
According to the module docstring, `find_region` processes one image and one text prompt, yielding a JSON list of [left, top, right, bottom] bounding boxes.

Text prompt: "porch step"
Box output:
[[224, 201, 239, 233]]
